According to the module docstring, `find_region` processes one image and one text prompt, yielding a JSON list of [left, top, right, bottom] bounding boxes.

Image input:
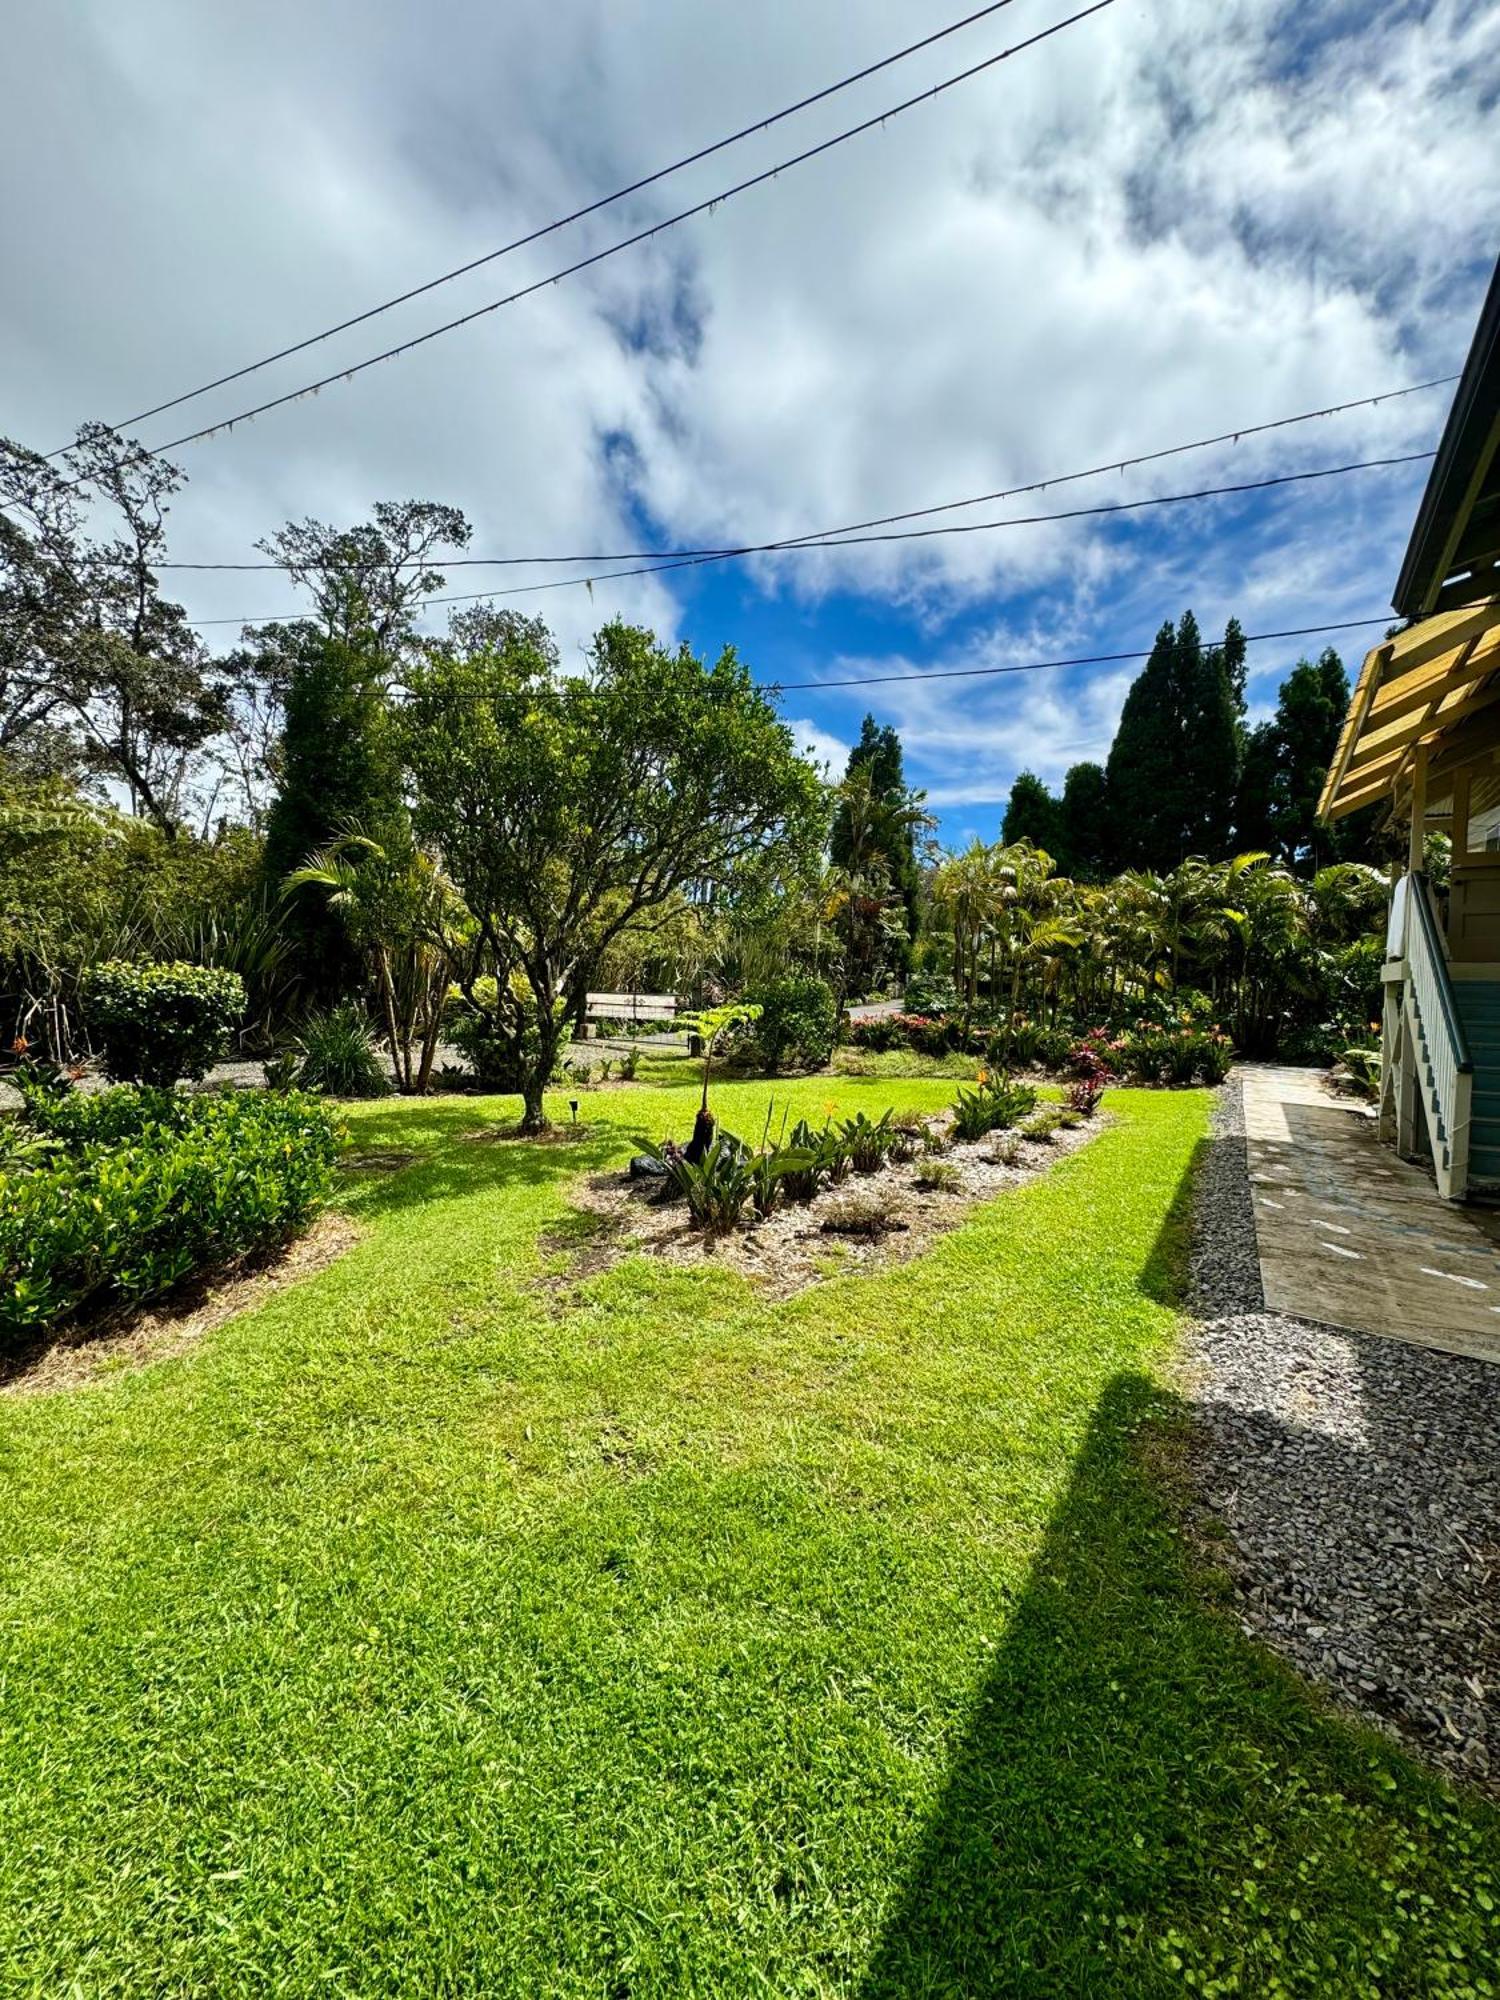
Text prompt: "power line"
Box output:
[[144, 0, 1119, 457], [156, 373, 1459, 574], [771, 617, 1400, 691], [184, 447, 1433, 625], [73, 0, 1029, 446]]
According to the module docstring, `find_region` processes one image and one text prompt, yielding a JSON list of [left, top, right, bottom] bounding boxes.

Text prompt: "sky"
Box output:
[[3, 0, 1497, 842]]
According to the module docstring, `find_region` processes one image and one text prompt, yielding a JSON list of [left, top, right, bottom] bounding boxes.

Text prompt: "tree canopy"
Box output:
[[401, 616, 826, 1126]]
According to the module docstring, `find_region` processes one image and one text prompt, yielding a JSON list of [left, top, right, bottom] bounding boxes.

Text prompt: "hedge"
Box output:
[[1, 1085, 341, 1341], [83, 960, 246, 1087]]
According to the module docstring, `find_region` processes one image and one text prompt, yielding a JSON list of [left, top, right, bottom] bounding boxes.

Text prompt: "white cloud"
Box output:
[[0, 0, 1493, 820], [783, 717, 852, 777]]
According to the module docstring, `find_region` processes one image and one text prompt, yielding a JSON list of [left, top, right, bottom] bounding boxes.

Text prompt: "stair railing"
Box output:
[[1404, 870, 1472, 1199]]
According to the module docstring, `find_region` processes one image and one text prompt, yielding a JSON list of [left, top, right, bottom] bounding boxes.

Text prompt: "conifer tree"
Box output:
[[1001, 769, 1061, 853], [1059, 760, 1109, 880]]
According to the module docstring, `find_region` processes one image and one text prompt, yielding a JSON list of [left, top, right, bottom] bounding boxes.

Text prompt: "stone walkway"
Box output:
[[1242, 1065, 1500, 1366], [1188, 1074, 1500, 1789]]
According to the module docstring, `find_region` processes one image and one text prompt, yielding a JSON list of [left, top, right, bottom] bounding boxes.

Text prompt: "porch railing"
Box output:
[[1404, 870, 1473, 1199]]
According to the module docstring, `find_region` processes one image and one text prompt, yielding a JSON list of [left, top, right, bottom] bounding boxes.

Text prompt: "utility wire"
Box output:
[[184, 448, 1434, 625], [771, 617, 1400, 691], [75, 0, 1029, 446], [156, 373, 1459, 574], [143, 0, 1119, 457]]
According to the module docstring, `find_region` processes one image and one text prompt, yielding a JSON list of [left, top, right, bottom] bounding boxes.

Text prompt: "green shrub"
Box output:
[[951, 1073, 1039, 1142], [645, 1131, 756, 1235], [83, 960, 246, 1087], [1020, 1107, 1064, 1144], [292, 1004, 390, 1098], [914, 1160, 962, 1193], [839, 1108, 897, 1174], [1, 1088, 341, 1340], [750, 975, 839, 1074]]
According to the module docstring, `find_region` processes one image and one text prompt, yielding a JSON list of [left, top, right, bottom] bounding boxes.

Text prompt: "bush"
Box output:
[[1, 1087, 341, 1340], [951, 1073, 1039, 1142], [1020, 1107, 1064, 1144], [83, 960, 245, 1087], [839, 1108, 897, 1174], [903, 971, 958, 1015], [646, 1131, 756, 1234], [291, 1004, 390, 1098], [750, 974, 839, 1074], [914, 1160, 962, 1193]]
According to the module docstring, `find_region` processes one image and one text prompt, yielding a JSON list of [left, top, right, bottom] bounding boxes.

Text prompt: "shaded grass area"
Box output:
[[0, 1081, 1494, 1994]]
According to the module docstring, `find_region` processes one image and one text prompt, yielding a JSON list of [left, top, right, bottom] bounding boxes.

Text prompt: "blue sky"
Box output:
[[3, 0, 1496, 843]]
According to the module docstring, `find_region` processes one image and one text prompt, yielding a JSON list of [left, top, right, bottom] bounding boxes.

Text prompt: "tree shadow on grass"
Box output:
[[333, 1100, 631, 1223], [857, 1371, 1498, 1997]]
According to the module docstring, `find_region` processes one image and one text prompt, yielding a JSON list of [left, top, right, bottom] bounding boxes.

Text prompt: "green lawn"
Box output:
[[0, 1077, 1495, 1996]]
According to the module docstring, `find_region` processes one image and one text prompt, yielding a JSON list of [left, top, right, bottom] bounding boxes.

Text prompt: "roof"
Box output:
[[1317, 598, 1500, 822], [1394, 256, 1500, 618]]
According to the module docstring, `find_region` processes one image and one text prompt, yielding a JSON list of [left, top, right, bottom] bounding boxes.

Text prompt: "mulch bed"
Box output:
[[552, 1112, 1105, 1300]]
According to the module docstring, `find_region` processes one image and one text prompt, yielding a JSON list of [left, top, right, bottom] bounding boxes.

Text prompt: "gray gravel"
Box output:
[[1184, 1072, 1500, 1791]]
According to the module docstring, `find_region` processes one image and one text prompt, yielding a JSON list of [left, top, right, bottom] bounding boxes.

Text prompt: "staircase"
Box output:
[[1452, 980, 1500, 1186]]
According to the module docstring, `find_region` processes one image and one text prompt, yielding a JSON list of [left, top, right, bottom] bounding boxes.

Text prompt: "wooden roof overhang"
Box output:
[[1317, 598, 1500, 823], [1394, 256, 1500, 619]]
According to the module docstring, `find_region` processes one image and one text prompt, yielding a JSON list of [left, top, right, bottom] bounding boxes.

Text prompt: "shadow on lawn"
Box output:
[[856, 1371, 1496, 1997], [858, 1120, 1498, 1997], [334, 1100, 629, 1222]]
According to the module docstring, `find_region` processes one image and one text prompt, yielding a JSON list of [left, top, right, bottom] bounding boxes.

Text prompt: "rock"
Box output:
[[1182, 1073, 1500, 1795]]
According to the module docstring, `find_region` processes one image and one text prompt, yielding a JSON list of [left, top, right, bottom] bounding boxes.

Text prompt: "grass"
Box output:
[[0, 1078, 1495, 1995]]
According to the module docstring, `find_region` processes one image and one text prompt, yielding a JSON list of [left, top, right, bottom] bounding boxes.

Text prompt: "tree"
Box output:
[[1106, 612, 1241, 869], [1233, 720, 1279, 855], [1271, 649, 1354, 869], [1059, 761, 1109, 880], [1001, 770, 1060, 852], [0, 426, 226, 832], [401, 618, 826, 1131], [261, 625, 408, 1001], [257, 499, 469, 664], [830, 716, 925, 958], [1230, 649, 1369, 873], [826, 764, 934, 1002]]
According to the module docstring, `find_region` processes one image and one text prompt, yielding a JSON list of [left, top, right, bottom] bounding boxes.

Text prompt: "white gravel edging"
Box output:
[[1184, 1072, 1499, 1790]]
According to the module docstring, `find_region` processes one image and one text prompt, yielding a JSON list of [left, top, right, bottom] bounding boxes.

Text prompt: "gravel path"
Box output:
[[1184, 1072, 1500, 1791]]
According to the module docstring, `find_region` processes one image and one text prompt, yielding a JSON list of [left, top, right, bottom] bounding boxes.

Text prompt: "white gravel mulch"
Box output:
[[560, 1113, 1103, 1300], [1184, 1072, 1500, 1792]]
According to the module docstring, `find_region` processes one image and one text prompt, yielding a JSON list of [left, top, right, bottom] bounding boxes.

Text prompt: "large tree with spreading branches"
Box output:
[[401, 615, 826, 1130]]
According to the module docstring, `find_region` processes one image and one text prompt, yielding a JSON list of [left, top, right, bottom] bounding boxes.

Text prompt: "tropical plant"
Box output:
[[289, 1003, 390, 1098], [838, 1108, 897, 1174], [951, 1073, 1039, 1142], [644, 1131, 758, 1235], [778, 1119, 846, 1203]]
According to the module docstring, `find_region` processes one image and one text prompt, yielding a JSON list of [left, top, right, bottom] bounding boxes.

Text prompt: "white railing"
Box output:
[[1404, 872, 1473, 1199]]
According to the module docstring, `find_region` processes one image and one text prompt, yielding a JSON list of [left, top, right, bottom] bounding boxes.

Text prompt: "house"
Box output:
[[1318, 254, 1500, 1199]]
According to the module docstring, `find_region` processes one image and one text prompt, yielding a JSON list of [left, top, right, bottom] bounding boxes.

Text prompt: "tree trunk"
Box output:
[[519, 988, 562, 1133]]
